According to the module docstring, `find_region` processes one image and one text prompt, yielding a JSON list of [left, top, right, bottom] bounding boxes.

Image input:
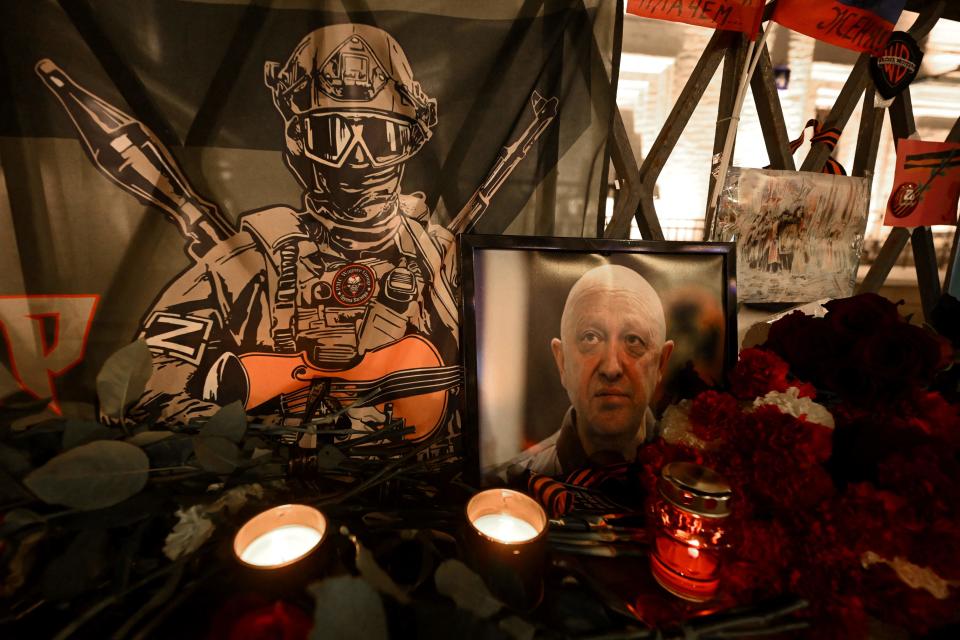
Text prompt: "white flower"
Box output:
[[752, 387, 834, 429], [660, 400, 710, 449], [162, 484, 265, 561], [208, 483, 264, 515], [163, 505, 214, 561], [862, 551, 955, 600]]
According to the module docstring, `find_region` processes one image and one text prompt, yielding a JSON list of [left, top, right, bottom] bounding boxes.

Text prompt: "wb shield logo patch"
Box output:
[[870, 32, 923, 100]]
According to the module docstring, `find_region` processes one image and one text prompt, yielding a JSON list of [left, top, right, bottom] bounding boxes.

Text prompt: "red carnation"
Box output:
[[230, 601, 311, 640], [724, 519, 791, 599], [823, 293, 902, 337], [688, 390, 741, 441], [209, 596, 311, 640], [728, 348, 790, 400], [764, 312, 838, 380], [907, 390, 960, 447]]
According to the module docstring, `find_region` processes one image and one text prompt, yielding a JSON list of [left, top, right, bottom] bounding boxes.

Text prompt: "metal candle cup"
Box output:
[[232, 504, 331, 592], [650, 462, 731, 602], [464, 489, 548, 610]]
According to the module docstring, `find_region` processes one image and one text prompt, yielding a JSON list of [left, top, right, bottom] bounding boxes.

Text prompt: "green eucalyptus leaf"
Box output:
[[96, 339, 153, 419], [354, 537, 411, 604], [316, 445, 346, 470], [434, 559, 503, 619], [200, 401, 247, 443], [193, 436, 239, 474], [10, 410, 60, 432], [309, 576, 388, 640], [0, 467, 30, 503], [245, 462, 286, 479], [127, 430, 174, 447], [1, 391, 51, 413], [142, 435, 194, 468], [0, 443, 32, 477], [499, 616, 535, 640], [40, 528, 109, 601], [59, 402, 97, 422], [23, 441, 149, 510], [0, 508, 45, 536], [0, 528, 44, 598], [62, 420, 115, 449], [242, 436, 268, 451]]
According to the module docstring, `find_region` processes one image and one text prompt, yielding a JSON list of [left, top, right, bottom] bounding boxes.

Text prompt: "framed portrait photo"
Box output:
[[460, 235, 737, 485]]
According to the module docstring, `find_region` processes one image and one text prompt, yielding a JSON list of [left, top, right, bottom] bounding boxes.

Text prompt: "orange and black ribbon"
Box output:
[[789, 119, 846, 175], [527, 463, 634, 518], [563, 463, 630, 488], [766, 118, 846, 175], [528, 474, 574, 517]]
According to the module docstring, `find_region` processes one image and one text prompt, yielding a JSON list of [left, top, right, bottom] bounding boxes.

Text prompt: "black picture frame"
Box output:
[[459, 234, 737, 485]]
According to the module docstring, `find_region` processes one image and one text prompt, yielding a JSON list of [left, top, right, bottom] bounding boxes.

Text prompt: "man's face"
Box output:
[[552, 288, 673, 443]]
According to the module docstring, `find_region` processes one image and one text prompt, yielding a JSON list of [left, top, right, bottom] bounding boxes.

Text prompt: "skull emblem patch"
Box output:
[[332, 264, 375, 306]]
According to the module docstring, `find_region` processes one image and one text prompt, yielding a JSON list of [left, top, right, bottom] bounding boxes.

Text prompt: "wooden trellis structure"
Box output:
[[602, 0, 958, 321]]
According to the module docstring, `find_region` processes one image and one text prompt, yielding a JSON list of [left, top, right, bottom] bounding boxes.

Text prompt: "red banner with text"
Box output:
[[626, 0, 765, 36], [773, 0, 906, 55]]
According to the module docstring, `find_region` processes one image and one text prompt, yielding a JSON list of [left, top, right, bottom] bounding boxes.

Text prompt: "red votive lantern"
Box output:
[[650, 462, 731, 602]]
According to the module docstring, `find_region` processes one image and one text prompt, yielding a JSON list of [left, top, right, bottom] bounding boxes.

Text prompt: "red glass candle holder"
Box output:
[[650, 462, 731, 602]]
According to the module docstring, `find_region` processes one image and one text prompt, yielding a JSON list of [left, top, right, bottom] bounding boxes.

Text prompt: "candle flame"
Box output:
[[240, 524, 322, 567], [472, 513, 539, 543]]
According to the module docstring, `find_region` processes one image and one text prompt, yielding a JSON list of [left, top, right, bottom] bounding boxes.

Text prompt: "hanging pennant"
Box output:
[[626, 0, 765, 36], [869, 31, 923, 100], [885, 139, 960, 227], [773, 0, 907, 55]]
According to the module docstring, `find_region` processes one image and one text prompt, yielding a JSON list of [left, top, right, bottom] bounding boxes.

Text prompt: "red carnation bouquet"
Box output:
[[645, 294, 960, 637]]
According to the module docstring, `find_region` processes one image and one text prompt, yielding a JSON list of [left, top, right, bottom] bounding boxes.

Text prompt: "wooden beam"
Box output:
[[888, 88, 917, 142], [751, 44, 795, 172], [604, 107, 662, 239], [595, 0, 625, 237], [858, 228, 911, 293], [912, 226, 942, 317], [906, 0, 947, 40], [856, 85, 957, 317], [851, 86, 884, 180], [638, 30, 733, 186], [845, 3, 946, 305], [800, 54, 871, 173], [703, 34, 750, 241], [940, 116, 960, 295], [797, 1, 943, 174]]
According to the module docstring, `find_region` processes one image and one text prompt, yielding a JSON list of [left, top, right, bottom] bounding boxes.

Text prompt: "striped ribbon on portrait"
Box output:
[[527, 463, 633, 517]]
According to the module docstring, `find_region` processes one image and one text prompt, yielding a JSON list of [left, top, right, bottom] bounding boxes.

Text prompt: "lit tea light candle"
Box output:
[[467, 488, 547, 543], [234, 504, 327, 570], [464, 489, 548, 609], [471, 513, 540, 543], [240, 524, 323, 566]]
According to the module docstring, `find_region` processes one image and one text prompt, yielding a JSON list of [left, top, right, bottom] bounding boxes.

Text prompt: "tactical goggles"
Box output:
[[303, 112, 419, 169]]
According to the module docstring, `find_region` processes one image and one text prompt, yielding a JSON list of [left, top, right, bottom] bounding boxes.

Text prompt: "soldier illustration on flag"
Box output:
[[36, 23, 558, 442]]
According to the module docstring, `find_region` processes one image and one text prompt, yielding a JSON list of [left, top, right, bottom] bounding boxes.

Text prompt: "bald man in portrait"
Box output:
[[506, 264, 674, 476]]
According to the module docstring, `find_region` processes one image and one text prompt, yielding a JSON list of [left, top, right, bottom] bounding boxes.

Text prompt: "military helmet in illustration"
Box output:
[[265, 23, 437, 181]]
